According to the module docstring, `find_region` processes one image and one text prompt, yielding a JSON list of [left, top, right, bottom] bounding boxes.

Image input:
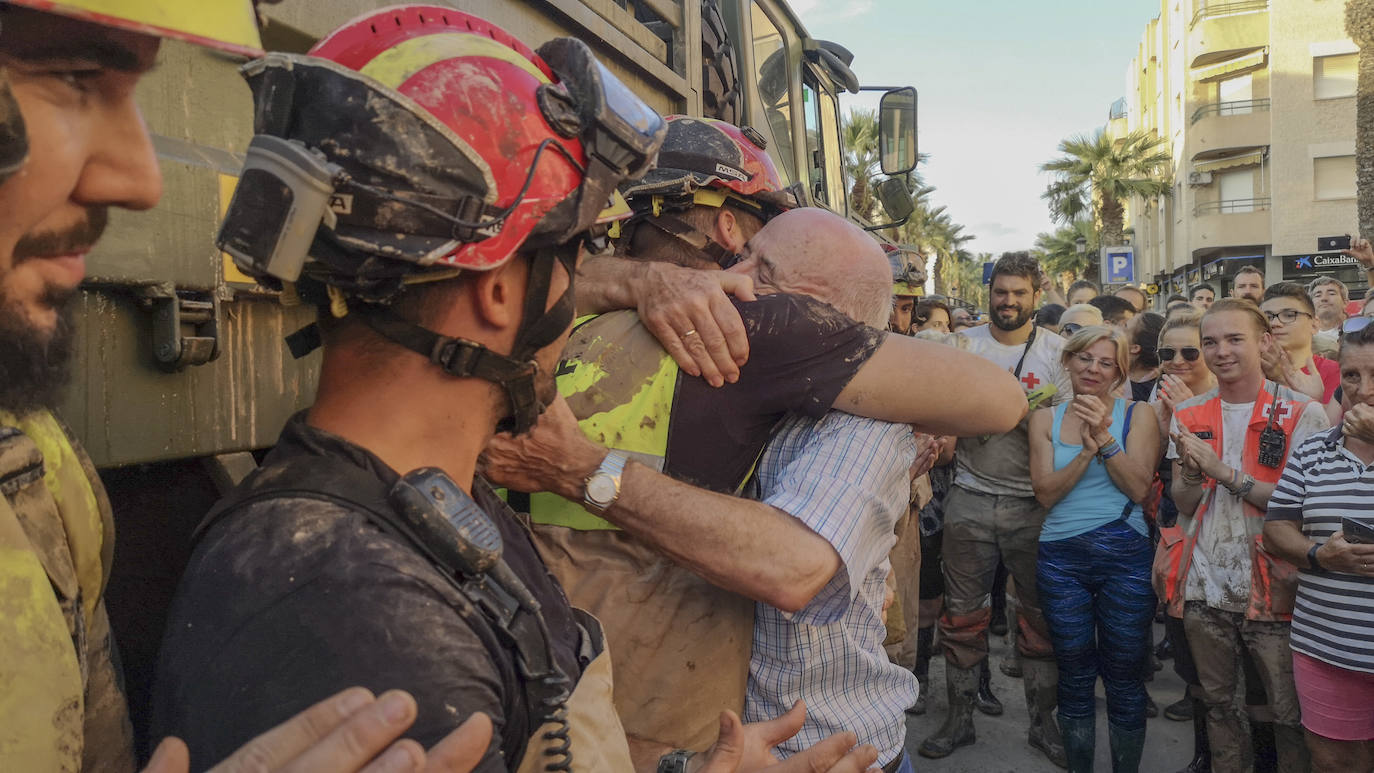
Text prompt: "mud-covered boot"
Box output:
[[1022, 658, 1068, 769], [917, 663, 978, 759], [975, 658, 1004, 716], [907, 626, 935, 715], [1176, 700, 1211, 773], [1108, 724, 1146, 773], [1059, 715, 1095, 773]]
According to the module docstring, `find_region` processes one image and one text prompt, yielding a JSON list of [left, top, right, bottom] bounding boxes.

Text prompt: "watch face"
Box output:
[[586, 473, 618, 505]]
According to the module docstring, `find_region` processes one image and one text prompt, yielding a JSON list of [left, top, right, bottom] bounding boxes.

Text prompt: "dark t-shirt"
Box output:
[[663, 293, 885, 491], [151, 416, 584, 772]]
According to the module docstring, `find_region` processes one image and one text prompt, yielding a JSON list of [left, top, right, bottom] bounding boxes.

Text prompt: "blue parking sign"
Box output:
[[1101, 246, 1135, 285], [982, 261, 995, 284]]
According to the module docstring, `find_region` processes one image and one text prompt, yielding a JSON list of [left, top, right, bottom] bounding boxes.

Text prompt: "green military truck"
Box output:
[[83, 1, 916, 752], [71, 0, 915, 474]]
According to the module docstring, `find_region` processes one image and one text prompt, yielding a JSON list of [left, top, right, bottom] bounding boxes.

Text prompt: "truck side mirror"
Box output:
[[879, 86, 918, 176], [863, 176, 914, 231]]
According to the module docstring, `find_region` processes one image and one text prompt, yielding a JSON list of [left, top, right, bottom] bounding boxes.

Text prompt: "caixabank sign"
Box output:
[[1281, 251, 1362, 280]]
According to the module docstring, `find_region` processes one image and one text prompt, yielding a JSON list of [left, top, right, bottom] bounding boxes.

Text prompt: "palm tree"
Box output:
[[1033, 219, 1099, 291], [1347, 0, 1374, 236], [842, 108, 880, 219], [1040, 128, 1171, 254]]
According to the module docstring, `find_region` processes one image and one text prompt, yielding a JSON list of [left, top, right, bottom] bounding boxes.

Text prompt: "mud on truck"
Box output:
[[74, 0, 918, 752]]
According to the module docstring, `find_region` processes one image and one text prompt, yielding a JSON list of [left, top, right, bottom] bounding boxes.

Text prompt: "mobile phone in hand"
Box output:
[[1340, 516, 1374, 545], [1320, 234, 1352, 251]]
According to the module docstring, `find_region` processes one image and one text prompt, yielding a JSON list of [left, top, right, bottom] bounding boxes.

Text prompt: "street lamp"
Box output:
[[1075, 235, 1087, 255]]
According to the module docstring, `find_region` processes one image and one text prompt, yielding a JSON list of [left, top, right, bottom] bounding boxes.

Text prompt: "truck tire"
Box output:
[[701, 0, 741, 125]]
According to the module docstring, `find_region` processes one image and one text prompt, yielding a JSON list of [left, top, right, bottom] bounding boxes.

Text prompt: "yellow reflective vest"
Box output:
[[521, 311, 754, 753], [0, 410, 134, 772]]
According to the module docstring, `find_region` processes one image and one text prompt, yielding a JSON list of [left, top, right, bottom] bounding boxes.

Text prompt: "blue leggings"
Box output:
[[1037, 520, 1156, 730]]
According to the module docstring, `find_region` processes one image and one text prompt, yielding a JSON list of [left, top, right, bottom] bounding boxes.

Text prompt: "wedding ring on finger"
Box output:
[[682, 329, 699, 339]]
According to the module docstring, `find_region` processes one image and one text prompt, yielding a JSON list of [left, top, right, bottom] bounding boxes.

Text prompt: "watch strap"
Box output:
[[583, 450, 628, 514], [657, 749, 695, 773], [1308, 543, 1325, 573]]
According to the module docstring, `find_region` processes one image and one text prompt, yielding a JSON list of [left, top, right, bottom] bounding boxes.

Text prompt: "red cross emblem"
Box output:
[[1021, 372, 1041, 390], [1262, 401, 1295, 422]]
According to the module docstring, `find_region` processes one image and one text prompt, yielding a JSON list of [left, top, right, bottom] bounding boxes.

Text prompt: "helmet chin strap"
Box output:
[[634, 213, 739, 268], [362, 246, 579, 434]]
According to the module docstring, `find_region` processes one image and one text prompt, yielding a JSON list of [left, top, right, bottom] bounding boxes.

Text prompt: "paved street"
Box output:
[[903, 623, 1194, 772]]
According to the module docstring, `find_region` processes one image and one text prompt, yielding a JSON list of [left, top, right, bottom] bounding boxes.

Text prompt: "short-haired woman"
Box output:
[[1029, 326, 1161, 772]]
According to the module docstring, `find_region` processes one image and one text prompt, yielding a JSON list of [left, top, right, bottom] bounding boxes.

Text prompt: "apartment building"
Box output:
[[1120, 0, 1361, 302]]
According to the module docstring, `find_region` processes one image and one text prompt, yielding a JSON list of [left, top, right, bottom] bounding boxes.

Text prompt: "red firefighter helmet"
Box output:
[[622, 115, 801, 217]]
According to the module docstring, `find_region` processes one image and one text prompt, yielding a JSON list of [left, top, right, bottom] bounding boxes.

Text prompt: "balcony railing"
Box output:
[[1194, 197, 1271, 215], [1192, 0, 1268, 25], [1190, 98, 1271, 124]]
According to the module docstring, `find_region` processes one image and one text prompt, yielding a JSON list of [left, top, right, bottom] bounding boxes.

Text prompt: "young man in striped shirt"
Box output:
[[1263, 319, 1374, 772]]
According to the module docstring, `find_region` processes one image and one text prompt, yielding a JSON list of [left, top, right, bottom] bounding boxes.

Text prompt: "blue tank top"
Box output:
[[1041, 397, 1147, 542]]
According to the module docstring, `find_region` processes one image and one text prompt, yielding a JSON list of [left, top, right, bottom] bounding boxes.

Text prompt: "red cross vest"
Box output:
[[1162, 380, 1310, 622]]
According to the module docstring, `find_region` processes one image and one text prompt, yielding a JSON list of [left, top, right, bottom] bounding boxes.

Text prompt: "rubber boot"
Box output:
[[1059, 715, 1096, 773], [1251, 721, 1277, 773], [907, 626, 934, 715], [1000, 606, 1023, 678], [1176, 700, 1211, 773], [1109, 724, 1147, 773], [1022, 658, 1068, 769], [975, 658, 1004, 716], [917, 663, 978, 759]]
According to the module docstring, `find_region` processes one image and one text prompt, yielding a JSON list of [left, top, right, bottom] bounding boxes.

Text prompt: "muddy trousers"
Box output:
[[1182, 602, 1309, 773], [938, 487, 1054, 667], [1038, 521, 1156, 730]]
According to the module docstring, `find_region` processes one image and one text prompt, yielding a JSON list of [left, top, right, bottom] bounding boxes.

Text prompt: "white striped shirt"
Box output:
[[743, 412, 918, 767], [1266, 427, 1374, 673]]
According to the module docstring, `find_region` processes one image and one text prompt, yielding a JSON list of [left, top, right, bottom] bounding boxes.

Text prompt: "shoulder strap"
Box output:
[[1013, 326, 1038, 379], [1124, 400, 1136, 443], [192, 455, 570, 768]]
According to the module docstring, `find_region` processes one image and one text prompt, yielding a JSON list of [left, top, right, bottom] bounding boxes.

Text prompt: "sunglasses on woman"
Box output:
[[1158, 347, 1202, 362], [1060, 323, 1084, 336]]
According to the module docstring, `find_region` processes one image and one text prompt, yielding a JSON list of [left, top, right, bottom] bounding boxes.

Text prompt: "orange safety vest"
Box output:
[[1159, 381, 1309, 622]]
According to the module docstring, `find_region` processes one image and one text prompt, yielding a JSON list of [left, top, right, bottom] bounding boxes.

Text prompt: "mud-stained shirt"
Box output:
[[582, 293, 885, 493], [151, 416, 586, 772]]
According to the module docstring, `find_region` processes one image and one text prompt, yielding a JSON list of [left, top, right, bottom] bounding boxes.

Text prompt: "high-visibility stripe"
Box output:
[[360, 32, 549, 90]]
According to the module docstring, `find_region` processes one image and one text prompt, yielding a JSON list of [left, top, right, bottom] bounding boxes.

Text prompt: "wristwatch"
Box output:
[[1307, 543, 1325, 573], [583, 451, 628, 515], [657, 750, 695, 773]]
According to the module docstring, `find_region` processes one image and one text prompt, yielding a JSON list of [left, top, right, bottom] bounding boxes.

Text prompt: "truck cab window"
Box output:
[[749, 3, 796, 185], [801, 73, 845, 211]]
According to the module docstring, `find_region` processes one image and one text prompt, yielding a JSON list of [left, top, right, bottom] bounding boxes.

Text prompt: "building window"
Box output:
[[1218, 168, 1256, 212], [1313, 155, 1356, 199], [1313, 53, 1356, 100]]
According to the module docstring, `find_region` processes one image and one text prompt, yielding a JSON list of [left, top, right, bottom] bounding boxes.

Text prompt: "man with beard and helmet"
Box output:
[[886, 244, 923, 335], [150, 8, 886, 773], [918, 251, 1072, 766], [0, 3, 506, 772]]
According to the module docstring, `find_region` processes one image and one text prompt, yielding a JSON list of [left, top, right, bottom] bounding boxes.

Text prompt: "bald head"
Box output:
[[737, 208, 892, 327]]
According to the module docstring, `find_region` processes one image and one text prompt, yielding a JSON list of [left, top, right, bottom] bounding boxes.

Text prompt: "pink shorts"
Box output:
[[1294, 651, 1374, 741]]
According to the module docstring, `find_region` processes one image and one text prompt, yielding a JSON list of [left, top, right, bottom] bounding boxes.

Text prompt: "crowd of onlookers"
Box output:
[[886, 248, 1374, 773]]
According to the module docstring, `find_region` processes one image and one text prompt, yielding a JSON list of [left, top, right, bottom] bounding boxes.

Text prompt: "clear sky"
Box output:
[[792, 0, 1163, 257]]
